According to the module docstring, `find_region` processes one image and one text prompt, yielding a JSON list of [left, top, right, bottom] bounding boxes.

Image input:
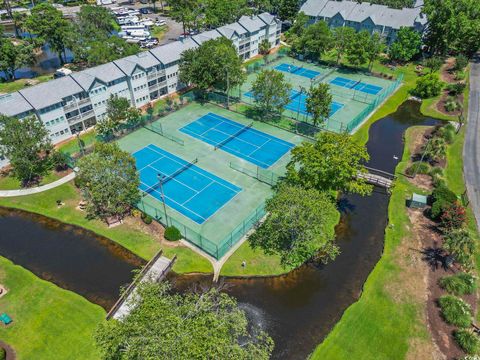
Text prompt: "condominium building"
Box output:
[[300, 0, 426, 44], [0, 12, 281, 168]]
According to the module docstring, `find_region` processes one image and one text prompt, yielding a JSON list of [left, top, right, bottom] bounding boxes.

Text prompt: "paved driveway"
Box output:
[[464, 53, 480, 228]]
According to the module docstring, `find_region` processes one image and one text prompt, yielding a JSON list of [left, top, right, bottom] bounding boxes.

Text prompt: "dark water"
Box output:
[[0, 207, 144, 309], [171, 100, 441, 360], [0, 42, 73, 80], [0, 100, 440, 358]]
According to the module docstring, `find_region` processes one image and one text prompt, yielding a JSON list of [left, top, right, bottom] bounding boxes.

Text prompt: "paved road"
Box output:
[[464, 53, 480, 228]]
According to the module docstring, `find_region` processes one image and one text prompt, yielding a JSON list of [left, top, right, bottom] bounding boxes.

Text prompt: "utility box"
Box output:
[[409, 193, 427, 208]]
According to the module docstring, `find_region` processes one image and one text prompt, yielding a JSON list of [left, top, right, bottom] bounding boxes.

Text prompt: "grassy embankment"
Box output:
[[312, 68, 473, 358], [0, 75, 53, 94]]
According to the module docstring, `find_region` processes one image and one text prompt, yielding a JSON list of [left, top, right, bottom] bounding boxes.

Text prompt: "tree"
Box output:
[[306, 83, 332, 126], [0, 115, 53, 185], [26, 3, 73, 64], [423, 0, 480, 56], [423, 56, 444, 74], [179, 37, 245, 93], [170, 0, 202, 34], [95, 281, 274, 359], [332, 26, 355, 65], [412, 73, 443, 99], [278, 0, 300, 21], [0, 38, 35, 80], [259, 38, 271, 55], [84, 37, 140, 66], [249, 183, 339, 268], [250, 69, 291, 116], [96, 95, 140, 138], [365, 32, 385, 71], [286, 132, 372, 195], [454, 54, 469, 71], [443, 229, 476, 269], [203, 0, 248, 28], [77, 5, 115, 38], [423, 136, 447, 163], [293, 21, 332, 61], [285, 12, 308, 44], [76, 143, 140, 220], [388, 27, 422, 62], [346, 30, 370, 67]]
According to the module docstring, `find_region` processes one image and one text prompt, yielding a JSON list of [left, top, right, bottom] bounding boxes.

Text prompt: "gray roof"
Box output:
[[114, 51, 161, 75], [238, 15, 266, 33], [258, 12, 277, 25], [150, 38, 197, 64], [300, 0, 424, 29], [0, 92, 33, 117], [217, 22, 248, 39], [71, 62, 127, 90], [19, 76, 84, 109], [191, 30, 222, 45]]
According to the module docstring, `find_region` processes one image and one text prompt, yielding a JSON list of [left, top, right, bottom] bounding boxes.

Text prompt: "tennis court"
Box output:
[[330, 76, 383, 95], [244, 89, 344, 118], [180, 112, 294, 169], [274, 63, 320, 79], [134, 144, 241, 224]]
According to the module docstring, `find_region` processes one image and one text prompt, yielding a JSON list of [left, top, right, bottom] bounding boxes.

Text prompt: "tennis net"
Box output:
[[290, 90, 303, 101], [214, 123, 253, 150], [312, 67, 338, 84], [161, 158, 198, 185], [141, 158, 198, 196], [143, 123, 184, 146]]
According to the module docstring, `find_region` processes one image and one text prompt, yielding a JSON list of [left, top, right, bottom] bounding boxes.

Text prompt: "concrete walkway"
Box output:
[[464, 53, 480, 228], [0, 172, 76, 198]]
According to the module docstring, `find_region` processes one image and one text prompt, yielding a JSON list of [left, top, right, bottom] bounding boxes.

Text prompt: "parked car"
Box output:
[[140, 7, 152, 14]]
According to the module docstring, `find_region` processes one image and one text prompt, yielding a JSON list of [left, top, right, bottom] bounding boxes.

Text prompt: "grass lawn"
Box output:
[[0, 182, 212, 274], [0, 256, 104, 359], [0, 171, 62, 191], [0, 75, 53, 94], [57, 131, 97, 156]]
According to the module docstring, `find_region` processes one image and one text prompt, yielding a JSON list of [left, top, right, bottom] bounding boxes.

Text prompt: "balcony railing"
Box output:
[[67, 110, 95, 125]]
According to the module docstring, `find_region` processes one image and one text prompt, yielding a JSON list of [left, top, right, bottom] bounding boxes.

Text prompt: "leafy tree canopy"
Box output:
[[278, 0, 300, 21], [292, 20, 332, 61], [95, 281, 274, 360], [96, 95, 141, 138], [423, 0, 480, 56], [251, 69, 292, 116], [76, 5, 115, 39], [389, 27, 421, 62], [412, 73, 444, 99], [332, 26, 356, 65], [0, 37, 35, 80], [249, 183, 339, 268], [76, 142, 140, 220], [25, 3, 73, 63], [286, 132, 372, 195], [306, 83, 332, 126], [179, 37, 245, 92], [0, 115, 53, 185]]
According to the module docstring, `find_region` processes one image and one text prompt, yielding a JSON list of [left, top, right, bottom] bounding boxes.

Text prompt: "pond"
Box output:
[[0, 100, 440, 358], [0, 207, 144, 309]]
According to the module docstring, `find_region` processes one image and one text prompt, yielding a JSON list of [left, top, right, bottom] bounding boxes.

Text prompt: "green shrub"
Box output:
[[439, 273, 477, 295], [141, 213, 153, 225], [454, 55, 469, 71], [455, 329, 480, 355], [406, 161, 430, 176], [462, 355, 480, 360], [456, 71, 467, 81], [164, 226, 182, 241], [431, 185, 457, 219], [437, 126, 455, 144], [0, 348, 5, 360], [445, 96, 461, 112], [412, 74, 443, 98], [446, 82, 466, 96], [429, 166, 444, 177], [438, 295, 472, 327]]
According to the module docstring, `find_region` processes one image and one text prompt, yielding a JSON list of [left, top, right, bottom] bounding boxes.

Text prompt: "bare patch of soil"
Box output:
[[408, 174, 434, 190], [440, 58, 457, 84]]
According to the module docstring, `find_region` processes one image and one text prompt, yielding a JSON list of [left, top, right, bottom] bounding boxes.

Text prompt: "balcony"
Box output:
[[147, 70, 166, 81], [148, 81, 167, 92], [67, 110, 95, 125], [63, 98, 91, 112]]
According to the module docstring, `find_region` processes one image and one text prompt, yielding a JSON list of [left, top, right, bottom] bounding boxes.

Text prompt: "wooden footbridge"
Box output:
[[106, 250, 176, 320], [357, 166, 396, 189]]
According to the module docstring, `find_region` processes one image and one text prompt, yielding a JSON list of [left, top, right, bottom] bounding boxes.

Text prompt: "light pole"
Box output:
[[157, 174, 169, 226], [296, 86, 306, 121]]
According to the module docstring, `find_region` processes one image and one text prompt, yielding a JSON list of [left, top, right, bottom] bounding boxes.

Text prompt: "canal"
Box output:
[[0, 100, 440, 358]]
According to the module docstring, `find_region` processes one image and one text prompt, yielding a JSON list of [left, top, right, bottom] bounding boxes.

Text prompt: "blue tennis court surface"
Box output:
[[330, 76, 383, 95], [133, 144, 241, 224], [180, 113, 294, 169], [244, 90, 344, 118], [274, 63, 320, 79]]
